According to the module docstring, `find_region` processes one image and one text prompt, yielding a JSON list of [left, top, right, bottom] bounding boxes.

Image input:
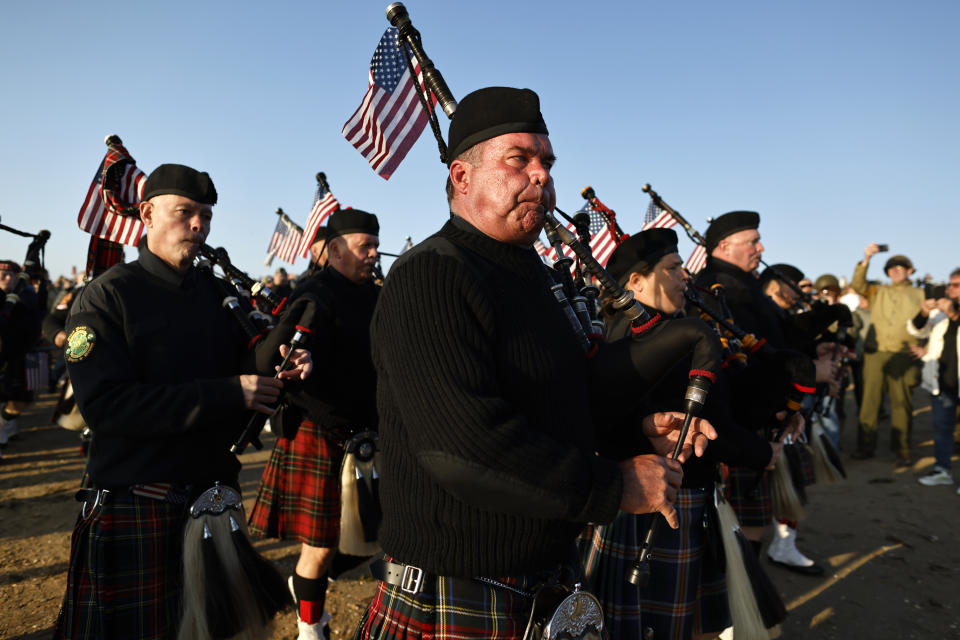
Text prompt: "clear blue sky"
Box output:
[[1, 0, 957, 285]]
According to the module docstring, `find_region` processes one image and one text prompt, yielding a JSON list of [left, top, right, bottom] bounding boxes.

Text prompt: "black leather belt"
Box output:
[[370, 558, 431, 595], [369, 558, 539, 598]]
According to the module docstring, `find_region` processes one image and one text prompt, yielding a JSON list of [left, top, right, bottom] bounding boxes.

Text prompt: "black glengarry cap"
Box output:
[[606, 228, 679, 284], [447, 87, 548, 163], [143, 164, 218, 205], [705, 211, 760, 253], [760, 263, 804, 288], [327, 209, 379, 238]]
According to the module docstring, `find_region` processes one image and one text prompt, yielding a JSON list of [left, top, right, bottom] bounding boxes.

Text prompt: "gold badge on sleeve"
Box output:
[[65, 326, 96, 362]]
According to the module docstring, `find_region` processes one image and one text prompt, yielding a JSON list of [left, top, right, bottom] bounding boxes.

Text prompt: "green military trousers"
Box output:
[[857, 350, 920, 457]]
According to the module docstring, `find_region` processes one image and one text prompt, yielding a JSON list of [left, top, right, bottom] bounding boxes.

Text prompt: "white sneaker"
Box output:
[[296, 611, 331, 640], [918, 467, 953, 487]]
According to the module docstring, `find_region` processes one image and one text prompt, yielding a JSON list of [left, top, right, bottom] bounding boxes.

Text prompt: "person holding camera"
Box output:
[[850, 243, 925, 465], [907, 269, 960, 490]]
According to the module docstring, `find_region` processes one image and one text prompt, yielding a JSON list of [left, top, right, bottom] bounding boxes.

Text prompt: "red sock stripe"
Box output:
[[300, 599, 324, 624], [688, 369, 716, 382]]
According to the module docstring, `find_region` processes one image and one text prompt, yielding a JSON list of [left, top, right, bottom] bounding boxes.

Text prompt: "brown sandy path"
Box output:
[[1, 391, 957, 639]]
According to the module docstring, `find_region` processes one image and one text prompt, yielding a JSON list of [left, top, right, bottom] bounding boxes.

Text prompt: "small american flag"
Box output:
[[77, 137, 146, 246], [297, 183, 339, 258], [342, 27, 436, 180], [641, 197, 677, 230], [534, 239, 553, 263], [685, 244, 708, 274], [266, 212, 303, 265]]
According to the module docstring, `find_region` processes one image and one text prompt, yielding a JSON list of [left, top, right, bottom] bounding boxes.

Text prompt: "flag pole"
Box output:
[[641, 183, 706, 247], [580, 186, 625, 241]]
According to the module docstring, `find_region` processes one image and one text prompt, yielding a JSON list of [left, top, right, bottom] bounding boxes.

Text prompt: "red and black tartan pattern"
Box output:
[[723, 464, 772, 528], [353, 562, 540, 640], [579, 488, 730, 640], [53, 494, 189, 640], [248, 420, 344, 548]]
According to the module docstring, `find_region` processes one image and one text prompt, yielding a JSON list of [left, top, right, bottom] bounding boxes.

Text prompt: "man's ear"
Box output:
[[627, 271, 644, 293], [449, 160, 470, 197], [139, 200, 153, 227]]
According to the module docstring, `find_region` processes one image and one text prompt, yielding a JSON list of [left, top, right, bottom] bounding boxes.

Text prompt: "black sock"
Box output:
[[292, 573, 328, 623]]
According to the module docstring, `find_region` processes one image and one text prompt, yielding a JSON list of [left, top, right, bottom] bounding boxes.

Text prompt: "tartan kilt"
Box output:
[[53, 494, 189, 640], [579, 488, 730, 640], [248, 419, 344, 548], [723, 464, 772, 528], [353, 561, 540, 640]]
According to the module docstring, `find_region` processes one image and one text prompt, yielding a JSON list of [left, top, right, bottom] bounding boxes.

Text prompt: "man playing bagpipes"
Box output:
[[353, 86, 721, 640], [248, 208, 381, 640], [691, 212, 840, 578], [581, 229, 783, 640], [53, 164, 313, 640]]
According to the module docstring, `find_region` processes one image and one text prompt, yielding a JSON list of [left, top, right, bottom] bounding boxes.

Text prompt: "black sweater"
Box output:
[[371, 217, 622, 577], [284, 266, 379, 436], [66, 243, 248, 488]]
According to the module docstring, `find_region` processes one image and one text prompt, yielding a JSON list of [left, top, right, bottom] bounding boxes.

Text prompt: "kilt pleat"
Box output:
[[723, 464, 772, 528], [53, 495, 188, 640], [580, 488, 730, 640], [353, 571, 538, 640], [248, 419, 344, 548]]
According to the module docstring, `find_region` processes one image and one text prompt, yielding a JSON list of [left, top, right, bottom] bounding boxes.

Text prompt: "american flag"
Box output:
[[342, 27, 436, 180], [641, 197, 677, 230], [534, 239, 553, 263], [579, 201, 618, 267], [77, 137, 146, 246], [685, 244, 708, 274], [266, 212, 303, 265], [297, 183, 339, 258]]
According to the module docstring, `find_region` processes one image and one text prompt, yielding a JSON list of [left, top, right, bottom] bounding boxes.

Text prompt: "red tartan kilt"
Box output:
[[248, 420, 344, 548], [53, 495, 189, 640], [723, 464, 772, 528]]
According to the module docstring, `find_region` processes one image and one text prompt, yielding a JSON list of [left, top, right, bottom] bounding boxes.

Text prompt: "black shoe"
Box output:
[[850, 449, 875, 460], [767, 558, 826, 576]]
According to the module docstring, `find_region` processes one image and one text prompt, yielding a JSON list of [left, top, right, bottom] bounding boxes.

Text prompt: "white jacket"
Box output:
[[906, 309, 960, 395]]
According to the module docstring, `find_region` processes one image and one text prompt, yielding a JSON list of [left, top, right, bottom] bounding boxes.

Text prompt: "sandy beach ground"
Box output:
[[1, 389, 958, 639]]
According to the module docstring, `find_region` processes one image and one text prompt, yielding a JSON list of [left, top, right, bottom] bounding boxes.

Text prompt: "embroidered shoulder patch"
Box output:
[[65, 326, 96, 362]]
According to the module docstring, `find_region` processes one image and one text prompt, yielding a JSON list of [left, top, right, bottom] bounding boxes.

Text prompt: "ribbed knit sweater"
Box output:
[[371, 216, 623, 578]]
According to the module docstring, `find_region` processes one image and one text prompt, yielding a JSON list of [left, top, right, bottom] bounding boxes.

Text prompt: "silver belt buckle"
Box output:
[[400, 564, 424, 594]]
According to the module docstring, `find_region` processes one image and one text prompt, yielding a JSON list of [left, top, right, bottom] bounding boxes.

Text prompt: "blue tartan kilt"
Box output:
[[53, 493, 190, 640], [579, 488, 731, 640], [723, 464, 772, 528]]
